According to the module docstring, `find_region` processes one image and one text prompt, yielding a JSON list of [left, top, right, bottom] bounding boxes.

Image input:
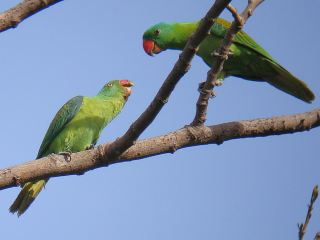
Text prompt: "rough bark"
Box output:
[[0, 0, 62, 33], [0, 108, 318, 191]]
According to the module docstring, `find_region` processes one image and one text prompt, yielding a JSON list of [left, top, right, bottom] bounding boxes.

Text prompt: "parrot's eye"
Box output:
[[154, 29, 160, 36], [107, 83, 113, 87]]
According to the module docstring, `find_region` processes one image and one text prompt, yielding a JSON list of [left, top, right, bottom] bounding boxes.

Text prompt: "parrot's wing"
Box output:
[[37, 96, 83, 158], [211, 18, 274, 61]]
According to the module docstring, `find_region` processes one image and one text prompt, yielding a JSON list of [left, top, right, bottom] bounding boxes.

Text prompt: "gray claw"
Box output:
[[59, 151, 72, 162]]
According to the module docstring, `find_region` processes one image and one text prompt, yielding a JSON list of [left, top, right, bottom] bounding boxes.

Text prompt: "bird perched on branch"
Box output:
[[10, 79, 134, 216], [143, 18, 315, 103]]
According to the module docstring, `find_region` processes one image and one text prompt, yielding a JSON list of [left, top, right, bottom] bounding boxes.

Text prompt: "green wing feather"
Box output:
[[212, 18, 274, 61], [211, 18, 315, 103], [10, 96, 83, 216], [37, 96, 83, 158]]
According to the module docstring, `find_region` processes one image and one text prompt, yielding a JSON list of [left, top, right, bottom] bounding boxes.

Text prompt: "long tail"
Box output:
[[9, 179, 48, 216], [265, 59, 315, 103]]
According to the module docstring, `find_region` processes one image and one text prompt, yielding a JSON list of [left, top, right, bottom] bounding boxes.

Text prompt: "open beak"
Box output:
[[143, 39, 162, 56], [119, 80, 134, 99]]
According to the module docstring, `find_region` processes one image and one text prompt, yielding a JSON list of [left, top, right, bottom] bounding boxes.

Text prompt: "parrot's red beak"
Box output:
[[120, 80, 134, 100], [120, 79, 134, 87], [143, 39, 162, 56]]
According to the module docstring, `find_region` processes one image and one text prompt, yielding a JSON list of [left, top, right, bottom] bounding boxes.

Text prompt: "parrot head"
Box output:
[[99, 80, 134, 100], [142, 22, 173, 56]]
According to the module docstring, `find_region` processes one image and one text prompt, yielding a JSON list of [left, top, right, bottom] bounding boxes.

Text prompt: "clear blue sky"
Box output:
[[0, 0, 319, 239]]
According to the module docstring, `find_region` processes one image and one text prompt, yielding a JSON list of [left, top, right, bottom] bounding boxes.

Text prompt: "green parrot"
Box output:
[[143, 18, 315, 103], [10, 79, 134, 216]]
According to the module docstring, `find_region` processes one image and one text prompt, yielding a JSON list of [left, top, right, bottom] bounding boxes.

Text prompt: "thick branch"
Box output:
[[191, 0, 264, 126], [0, 108, 319, 191], [103, 0, 232, 161], [0, 0, 62, 33]]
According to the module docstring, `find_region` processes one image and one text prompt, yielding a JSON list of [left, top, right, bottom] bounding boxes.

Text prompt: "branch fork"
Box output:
[[191, 0, 265, 126]]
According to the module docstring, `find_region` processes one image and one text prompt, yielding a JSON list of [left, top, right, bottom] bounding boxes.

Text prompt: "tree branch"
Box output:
[[0, 0, 62, 33], [0, 108, 319, 191], [298, 185, 319, 240], [103, 0, 232, 162], [191, 0, 265, 126]]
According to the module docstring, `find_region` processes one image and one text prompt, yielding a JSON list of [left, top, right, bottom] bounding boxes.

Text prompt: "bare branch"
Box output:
[[0, 108, 319, 191], [191, 0, 265, 126], [226, 4, 242, 24], [103, 0, 232, 161], [0, 0, 63, 33], [298, 185, 319, 240]]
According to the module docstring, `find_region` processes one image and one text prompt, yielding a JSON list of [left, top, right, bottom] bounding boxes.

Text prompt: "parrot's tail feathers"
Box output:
[[9, 179, 47, 216], [266, 61, 315, 103]]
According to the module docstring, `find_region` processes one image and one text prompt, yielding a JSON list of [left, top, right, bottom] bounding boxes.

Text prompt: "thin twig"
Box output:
[[298, 185, 319, 240], [191, 0, 264, 126], [0, 108, 319, 191], [226, 4, 242, 24], [0, 0, 63, 33], [103, 0, 232, 162]]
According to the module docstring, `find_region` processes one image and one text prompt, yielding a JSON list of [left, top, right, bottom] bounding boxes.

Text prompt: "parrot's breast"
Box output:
[[44, 97, 124, 155]]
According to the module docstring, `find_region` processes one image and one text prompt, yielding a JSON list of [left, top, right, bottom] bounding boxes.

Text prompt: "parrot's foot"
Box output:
[[198, 82, 216, 98], [58, 151, 72, 162], [210, 90, 216, 98], [85, 144, 95, 150], [211, 49, 233, 59], [214, 79, 223, 87]]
